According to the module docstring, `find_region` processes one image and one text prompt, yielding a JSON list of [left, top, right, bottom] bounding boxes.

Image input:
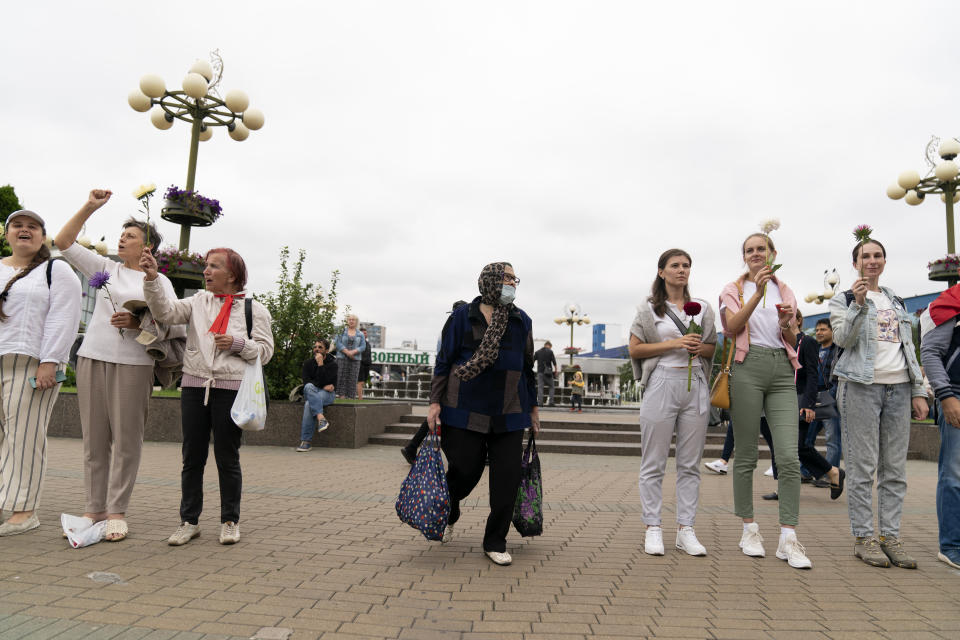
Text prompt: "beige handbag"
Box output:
[[710, 338, 733, 409], [710, 282, 745, 409]]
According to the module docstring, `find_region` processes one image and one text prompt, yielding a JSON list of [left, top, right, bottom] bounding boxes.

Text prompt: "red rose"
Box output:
[[683, 301, 702, 316]]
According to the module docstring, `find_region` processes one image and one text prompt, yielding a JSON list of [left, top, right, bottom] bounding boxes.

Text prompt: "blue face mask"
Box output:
[[499, 285, 516, 306]]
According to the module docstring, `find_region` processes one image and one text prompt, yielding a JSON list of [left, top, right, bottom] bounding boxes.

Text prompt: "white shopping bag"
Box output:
[[230, 354, 268, 431], [61, 513, 107, 548]]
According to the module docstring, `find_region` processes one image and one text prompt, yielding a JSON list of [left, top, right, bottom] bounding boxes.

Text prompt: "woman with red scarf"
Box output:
[[140, 247, 274, 547]]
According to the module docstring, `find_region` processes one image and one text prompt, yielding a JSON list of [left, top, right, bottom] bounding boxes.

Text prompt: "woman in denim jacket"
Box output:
[[334, 315, 366, 398], [829, 238, 928, 569]]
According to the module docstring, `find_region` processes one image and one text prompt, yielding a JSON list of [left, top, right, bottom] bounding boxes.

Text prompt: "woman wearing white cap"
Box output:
[[0, 209, 81, 536]]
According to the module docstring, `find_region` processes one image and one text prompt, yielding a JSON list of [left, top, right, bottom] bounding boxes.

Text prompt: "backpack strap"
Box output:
[[844, 290, 854, 306], [244, 298, 253, 338], [46, 259, 53, 287]]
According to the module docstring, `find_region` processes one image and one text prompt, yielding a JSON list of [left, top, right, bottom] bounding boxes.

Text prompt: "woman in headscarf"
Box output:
[[427, 262, 539, 566]]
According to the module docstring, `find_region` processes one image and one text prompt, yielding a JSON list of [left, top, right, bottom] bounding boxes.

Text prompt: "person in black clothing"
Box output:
[[357, 328, 372, 399], [763, 311, 844, 500], [534, 341, 558, 406], [296, 339, 338, 452]]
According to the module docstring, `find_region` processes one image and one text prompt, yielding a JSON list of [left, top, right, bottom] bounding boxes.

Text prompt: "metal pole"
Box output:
[[180, 112, 202, 250], [569, 321, 574, 366], [947, 185, 958, 288]]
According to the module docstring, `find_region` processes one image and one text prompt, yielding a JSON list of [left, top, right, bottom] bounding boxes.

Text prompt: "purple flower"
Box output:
[[89, 271, 111, 289]]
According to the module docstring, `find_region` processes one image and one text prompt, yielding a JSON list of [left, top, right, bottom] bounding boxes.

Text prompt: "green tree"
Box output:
[[0, 185, 23, 257], [257, 247, 341, 399]]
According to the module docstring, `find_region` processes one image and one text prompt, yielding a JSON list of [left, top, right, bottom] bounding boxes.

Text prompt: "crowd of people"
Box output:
[[0, 195, 956, 575]]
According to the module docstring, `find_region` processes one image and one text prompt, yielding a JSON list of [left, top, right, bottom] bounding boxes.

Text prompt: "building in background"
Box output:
[[359, 322, 386, 348], [592, 323, 622, 352]]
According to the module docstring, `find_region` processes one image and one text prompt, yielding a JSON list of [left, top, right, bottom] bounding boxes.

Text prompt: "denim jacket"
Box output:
[[828, 286, 924, 397], [335, 330, 366, 361]]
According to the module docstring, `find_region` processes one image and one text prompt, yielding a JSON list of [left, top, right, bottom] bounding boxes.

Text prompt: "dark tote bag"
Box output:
[[396, 431, 450, 541], [814, 390, 839, 420], [512, 433, 543, 537]]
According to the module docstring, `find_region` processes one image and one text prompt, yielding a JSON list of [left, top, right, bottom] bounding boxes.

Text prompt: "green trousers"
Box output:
[[730, 346, 801, 526]]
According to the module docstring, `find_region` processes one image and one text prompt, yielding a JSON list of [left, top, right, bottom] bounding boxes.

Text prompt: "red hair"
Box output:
[[205, 248, 248, 290]]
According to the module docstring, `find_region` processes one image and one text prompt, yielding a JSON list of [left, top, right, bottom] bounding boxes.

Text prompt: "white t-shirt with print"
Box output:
[[867, 290, 909, 384]]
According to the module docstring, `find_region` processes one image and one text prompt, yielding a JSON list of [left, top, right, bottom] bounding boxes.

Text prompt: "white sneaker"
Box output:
[[441, 523, 454, 544], [675, 526, 707, 556], [167, 522, 200, 546], [219, 521, 240, 545], [485, 550, 512, 565], [739, 522, 765, 557], [776, 532, 812, 569], [644, 527, 664, 555], [764, 466, 774, 477], [705, 459, 728, 474]]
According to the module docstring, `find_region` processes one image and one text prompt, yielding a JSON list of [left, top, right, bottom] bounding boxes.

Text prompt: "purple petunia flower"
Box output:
[[89, 271, 111, 289]]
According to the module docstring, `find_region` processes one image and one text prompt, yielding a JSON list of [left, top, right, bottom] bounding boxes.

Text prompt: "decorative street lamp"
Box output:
[[887, 136, 959, 287], [804, 269, 840, 305], [127, 53, 264, 252], [554, 303, 590, 366]]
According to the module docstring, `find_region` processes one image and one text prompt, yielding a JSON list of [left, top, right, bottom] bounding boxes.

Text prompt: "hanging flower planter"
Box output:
[[928, 254, 960, 282], [160, 185, 223, 227], [157, 246, 206, 291]]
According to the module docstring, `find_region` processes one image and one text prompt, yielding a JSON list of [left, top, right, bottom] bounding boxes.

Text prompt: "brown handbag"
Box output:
[[710, 338, 734, 409], [710, 282, 745, 409]]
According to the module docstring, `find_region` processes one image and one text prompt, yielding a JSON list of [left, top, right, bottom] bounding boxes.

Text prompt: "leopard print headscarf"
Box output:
[[454, 262, 512, 382]]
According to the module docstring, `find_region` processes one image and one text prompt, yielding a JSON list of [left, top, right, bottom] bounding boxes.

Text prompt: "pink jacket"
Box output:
[[719, 276, 800, 370]]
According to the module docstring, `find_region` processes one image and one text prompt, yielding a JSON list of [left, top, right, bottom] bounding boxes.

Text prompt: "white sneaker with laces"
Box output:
[[167, 522, 200, 546], [644, 527, 664, 555], [485, 550, 512, 565], [764, 466, 774, 477], [739, 522, 765, 557], [441, 523, 454, 544], [705, 459, 728, 474], [776, 532, 812, 569], [219, 521, 240, 545], [675, 526, 707, 556]]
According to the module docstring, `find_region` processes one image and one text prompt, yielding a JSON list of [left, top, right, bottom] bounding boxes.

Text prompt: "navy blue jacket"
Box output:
[[430, 297, 537, 432]]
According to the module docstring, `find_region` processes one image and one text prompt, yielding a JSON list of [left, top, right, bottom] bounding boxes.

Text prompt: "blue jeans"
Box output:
[[300, 383, 335, 442], [937, 401, 960, 554]]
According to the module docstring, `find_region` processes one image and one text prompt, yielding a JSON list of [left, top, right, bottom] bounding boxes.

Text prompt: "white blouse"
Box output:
[[650, 301, 706, 368], [0, 259, 81, 364], [61, 243, 176, 366]]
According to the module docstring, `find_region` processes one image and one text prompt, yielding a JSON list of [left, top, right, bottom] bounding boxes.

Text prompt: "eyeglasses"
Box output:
[[313, 347, 324, 352], [503, 275, 520, 285]]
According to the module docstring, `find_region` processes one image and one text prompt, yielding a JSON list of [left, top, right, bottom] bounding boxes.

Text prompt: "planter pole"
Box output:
[[181, 116, 202, 250]]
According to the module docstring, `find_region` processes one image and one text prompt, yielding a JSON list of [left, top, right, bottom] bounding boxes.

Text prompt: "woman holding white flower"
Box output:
[[54, 189, 174, 542], [720, 230, 812, 569], [629, 249, 716, 557], [0, 210, 81, 536]]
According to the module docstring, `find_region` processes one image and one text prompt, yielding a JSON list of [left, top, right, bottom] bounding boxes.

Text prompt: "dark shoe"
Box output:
[[879, 536, 918, 569], [800, 474, 813, 484], [812, 477, 831, 488], [938, 549, 960, 569], [830, 468, 846, 500], [295, 441, 312, 452], [401, 447, 416, 465], [854, 536, 891, 567], [762, 492, 778, 501]]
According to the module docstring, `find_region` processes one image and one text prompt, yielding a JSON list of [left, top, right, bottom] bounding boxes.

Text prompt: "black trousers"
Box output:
[[770, 418, 832, 480], [180, 387, 243, 525], [441, 426, 524, 553]]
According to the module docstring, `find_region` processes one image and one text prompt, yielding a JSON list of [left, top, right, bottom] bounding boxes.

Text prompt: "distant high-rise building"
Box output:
[[592, 323, 622, 352], [359, 322, 386, 348]]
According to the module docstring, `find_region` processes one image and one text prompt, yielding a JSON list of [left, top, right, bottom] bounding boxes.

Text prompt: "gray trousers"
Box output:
[[637, 367, 709, 526], [77, 357, 154, 514], [838, 380, 911, 538], [537, 371, 555, 405]]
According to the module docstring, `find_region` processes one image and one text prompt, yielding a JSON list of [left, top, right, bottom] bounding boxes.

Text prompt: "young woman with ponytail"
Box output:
[[0, 210, 81, 536]]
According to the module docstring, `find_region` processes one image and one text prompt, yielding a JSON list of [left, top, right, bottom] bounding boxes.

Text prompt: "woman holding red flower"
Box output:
[[629, 249, 716, 556], [719, 232, 811, 569]]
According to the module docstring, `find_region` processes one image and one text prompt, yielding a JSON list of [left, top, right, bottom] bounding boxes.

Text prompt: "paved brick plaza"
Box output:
[[1, 434, 958, 640]]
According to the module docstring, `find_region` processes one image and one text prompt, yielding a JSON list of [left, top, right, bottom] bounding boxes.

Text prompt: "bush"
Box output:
[[257, 247, 341, 399]]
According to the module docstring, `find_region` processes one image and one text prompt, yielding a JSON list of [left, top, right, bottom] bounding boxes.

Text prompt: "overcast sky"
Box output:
[[2, 1, 957, 350]]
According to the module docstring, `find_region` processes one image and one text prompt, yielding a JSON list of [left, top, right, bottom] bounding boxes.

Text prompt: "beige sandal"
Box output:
[[104, 519, 128, 541]]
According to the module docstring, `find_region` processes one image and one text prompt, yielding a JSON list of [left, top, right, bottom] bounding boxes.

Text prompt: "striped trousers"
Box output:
[[0, 353, 62, 512]]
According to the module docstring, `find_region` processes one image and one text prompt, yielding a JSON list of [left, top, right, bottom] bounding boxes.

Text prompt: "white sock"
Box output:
[[648, 525, 661, 531], [743, 522, 754, 533], [780, 527, 794, 542]]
